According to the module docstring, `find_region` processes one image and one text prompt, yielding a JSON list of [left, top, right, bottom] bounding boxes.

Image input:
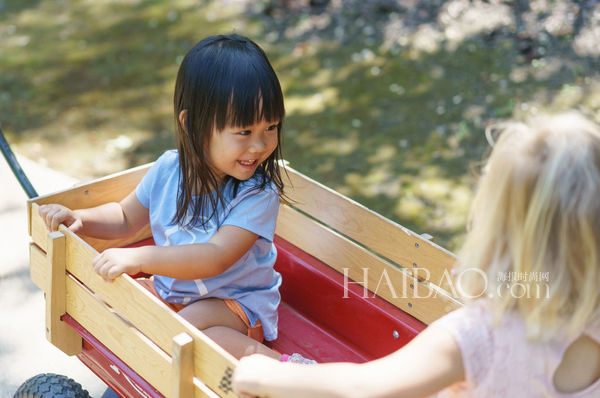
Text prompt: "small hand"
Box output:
[[38, 204, 83, 232], [92, 247, 142, 282]]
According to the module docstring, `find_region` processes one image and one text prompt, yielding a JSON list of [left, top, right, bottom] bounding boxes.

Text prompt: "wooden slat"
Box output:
[[29, 243, 47, 290], [275, 205, 461, 325], [282, 166, 457, 290], [65, 275, 172, 395], [30, 163, 151, 208], [60, 226, 239, 398], [45, 231, 82, 355], [193, 379, 222, 398], [30, 203, 50, 252], [28, 164, 151, 251], [30, 203, 153, 254], [66, 273, 225, 398]]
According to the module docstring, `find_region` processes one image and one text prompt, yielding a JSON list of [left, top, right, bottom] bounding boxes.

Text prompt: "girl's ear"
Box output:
[[178, 110, 188, 133]]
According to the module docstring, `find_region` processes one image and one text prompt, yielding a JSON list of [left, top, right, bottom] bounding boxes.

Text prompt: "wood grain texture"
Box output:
[[60, 226, 239, 398], [29, 243, 47, 291], [30, 163, 151, 208], [45, 231, 82, 355], [282, 166, 457, 290], [275, 205, 461, 324], [172, 333, 194, 398]]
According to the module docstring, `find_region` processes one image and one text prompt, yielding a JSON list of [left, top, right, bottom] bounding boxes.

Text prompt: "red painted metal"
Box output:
[[62, 314, 163, 398], [269, 236, 426, 362]]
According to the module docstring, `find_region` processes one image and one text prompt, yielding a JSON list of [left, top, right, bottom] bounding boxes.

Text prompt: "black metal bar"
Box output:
[[0, 126, 38, 199]]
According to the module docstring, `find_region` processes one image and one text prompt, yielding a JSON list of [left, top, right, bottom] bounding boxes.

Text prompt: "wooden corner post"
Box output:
[[45, 231, 82, 355], [171, 332, 195, 397]]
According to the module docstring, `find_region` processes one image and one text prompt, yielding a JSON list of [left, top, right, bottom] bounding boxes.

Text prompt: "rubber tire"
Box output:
[[14, 373, 91, 398]]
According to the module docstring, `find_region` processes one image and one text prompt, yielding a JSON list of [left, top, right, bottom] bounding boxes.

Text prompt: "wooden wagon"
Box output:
[[23, 162, 461, 397]]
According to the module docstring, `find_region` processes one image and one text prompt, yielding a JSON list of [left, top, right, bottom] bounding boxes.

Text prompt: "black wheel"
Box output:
[[14, 373, 91, 398]]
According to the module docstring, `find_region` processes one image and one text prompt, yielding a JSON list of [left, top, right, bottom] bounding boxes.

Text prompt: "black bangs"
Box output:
[[212, 45, 285, 130], [172, 34, 287, 229]]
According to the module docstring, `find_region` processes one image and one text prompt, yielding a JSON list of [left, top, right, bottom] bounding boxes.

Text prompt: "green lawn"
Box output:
[[2, 0, 599, 251]]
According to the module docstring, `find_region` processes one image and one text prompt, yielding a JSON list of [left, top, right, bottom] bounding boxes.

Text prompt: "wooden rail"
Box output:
[[27, 162, 461, 397]]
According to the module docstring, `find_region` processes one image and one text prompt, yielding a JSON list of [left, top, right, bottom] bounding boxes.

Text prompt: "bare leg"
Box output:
[[177, 298, 281, 360], [203, 326, 281, 360]]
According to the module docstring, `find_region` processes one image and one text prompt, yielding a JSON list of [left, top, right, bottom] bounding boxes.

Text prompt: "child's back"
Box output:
[[436, 111, 600, 397], [432, 301, 600, 397]]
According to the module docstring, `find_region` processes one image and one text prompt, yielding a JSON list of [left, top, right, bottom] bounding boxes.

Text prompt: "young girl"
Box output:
[[232, 111, 600, 397], [39, 34, 313, 363]]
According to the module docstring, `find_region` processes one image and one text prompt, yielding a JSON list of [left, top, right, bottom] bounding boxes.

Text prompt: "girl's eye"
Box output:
[[266, 124, 278, 132], [238, 130, 252, 136]]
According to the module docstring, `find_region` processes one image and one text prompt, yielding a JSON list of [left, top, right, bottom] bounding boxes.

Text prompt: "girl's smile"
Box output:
[[238, 159, 258, 167], [208, 118, 279, 182]]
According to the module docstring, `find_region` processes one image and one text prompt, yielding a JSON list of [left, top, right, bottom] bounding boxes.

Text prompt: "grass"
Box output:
[[2, 0, 599, 251]]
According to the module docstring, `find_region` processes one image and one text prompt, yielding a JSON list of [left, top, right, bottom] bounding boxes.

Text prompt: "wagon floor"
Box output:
[[268, 237, 425, 363]]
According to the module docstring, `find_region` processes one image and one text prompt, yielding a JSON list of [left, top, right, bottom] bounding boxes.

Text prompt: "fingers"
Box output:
[[68, 218, 83, 232], [38, 204, 73, 232], [92, 249, 136, 282], [51, 208, 67, 231], [92, 251, 119, 282]]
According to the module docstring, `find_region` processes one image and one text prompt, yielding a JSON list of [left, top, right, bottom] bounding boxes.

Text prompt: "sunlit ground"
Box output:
[[2, 0, 599, 251]]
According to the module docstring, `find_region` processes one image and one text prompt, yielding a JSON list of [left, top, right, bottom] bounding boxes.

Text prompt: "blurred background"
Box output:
[[2, 0, 599, 251]]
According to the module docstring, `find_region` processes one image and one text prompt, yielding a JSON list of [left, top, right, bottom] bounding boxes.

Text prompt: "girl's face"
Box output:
[[207, 118, 279, 183]]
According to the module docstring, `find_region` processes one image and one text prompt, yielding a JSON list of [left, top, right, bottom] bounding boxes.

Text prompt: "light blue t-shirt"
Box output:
[[136, 150, 282, 341]]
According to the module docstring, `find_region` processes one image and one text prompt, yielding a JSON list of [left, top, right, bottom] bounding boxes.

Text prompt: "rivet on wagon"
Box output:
[[84, 190, 89, 195], [415, 242, 420, 248], [408, 302, 413, 308], [413, 263, 417, 268], [393, 330, 399, 339], [410, 283, 414, 289]]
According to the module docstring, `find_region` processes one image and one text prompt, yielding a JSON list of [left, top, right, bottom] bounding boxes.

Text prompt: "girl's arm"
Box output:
[[38, 190, 149, 239], [233, 323, 465, 398], [92, 224, 258, 281]]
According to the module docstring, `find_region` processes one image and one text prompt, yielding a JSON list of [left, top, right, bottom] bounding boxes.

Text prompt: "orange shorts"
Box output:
[[136, 277, 264, 342]]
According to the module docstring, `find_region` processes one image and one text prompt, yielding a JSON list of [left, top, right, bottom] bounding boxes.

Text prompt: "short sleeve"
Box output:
[[428, 303, 494, 386], [222, 186, 279, 241], [136, 150, 176, 209]]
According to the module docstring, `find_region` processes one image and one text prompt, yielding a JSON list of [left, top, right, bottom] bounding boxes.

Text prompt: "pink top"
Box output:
[[430, 301, 600, 397]]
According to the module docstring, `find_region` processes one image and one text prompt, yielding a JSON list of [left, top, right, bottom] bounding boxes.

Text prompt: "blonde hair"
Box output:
[[458, 111, 600, 339]]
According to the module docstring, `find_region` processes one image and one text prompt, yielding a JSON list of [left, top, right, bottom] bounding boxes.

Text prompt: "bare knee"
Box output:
[[177, 299, 247, 333], [203, 326, 277, 359]]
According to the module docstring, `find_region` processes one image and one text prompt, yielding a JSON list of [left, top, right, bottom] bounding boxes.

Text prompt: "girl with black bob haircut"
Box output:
[[38, 34, 315, 363], [173, 34, 286, 228]]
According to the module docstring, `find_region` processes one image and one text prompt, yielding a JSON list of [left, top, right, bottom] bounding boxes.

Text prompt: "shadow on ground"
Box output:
[[1, 0, 599, 250]]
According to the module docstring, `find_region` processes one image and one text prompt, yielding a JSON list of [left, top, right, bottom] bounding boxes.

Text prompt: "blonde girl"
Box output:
[[39, 34, 313, 363], [233, 111, 600, 397]]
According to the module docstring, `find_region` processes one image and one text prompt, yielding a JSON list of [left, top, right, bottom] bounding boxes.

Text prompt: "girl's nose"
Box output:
[[250, 136, 267, 152]]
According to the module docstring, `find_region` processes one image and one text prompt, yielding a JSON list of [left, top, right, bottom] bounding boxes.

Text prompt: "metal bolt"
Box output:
[[415, 242, 420, 248], [84, 190, 89, 195], [408, 302, 413, 308], [393, 330, 399, 339], [413, 263, 417, 268]]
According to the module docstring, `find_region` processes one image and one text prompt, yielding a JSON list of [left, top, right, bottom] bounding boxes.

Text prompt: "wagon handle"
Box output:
[[0, 126, 38, 199]]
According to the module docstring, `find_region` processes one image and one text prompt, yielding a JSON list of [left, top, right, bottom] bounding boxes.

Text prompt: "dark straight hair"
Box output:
[[172, 34, 285, 228]]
